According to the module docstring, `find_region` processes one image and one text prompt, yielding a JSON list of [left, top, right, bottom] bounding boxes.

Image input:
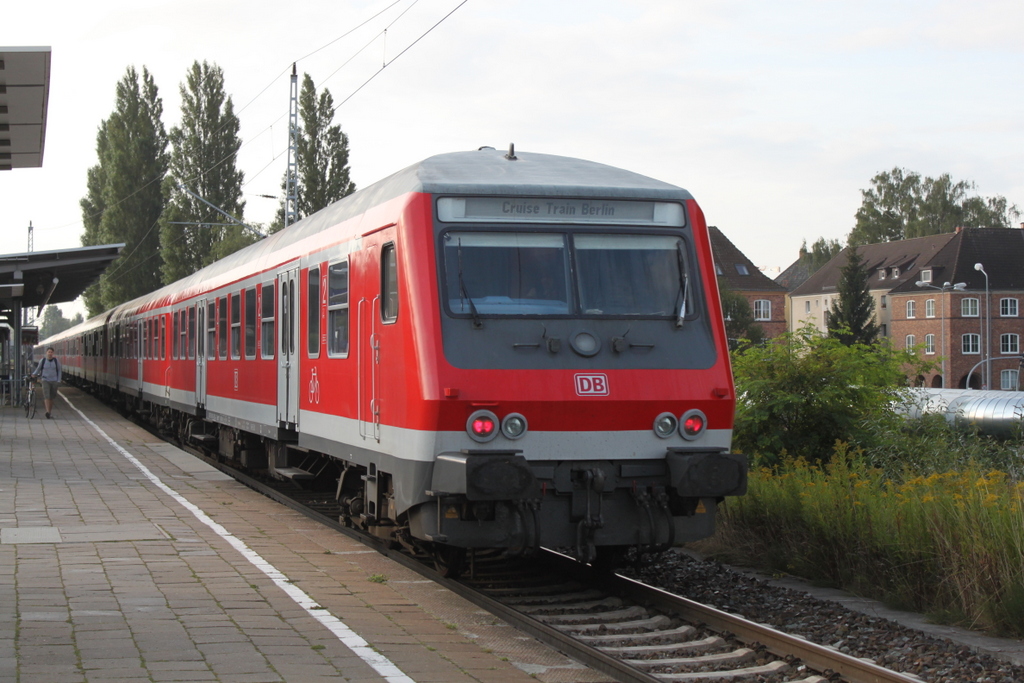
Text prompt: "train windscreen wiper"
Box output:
[[675, 242, 689, 329], [457, 239, 483, 329]]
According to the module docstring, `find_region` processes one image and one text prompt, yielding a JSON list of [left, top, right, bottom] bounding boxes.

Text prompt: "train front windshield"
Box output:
[[442, 231, 689, 319]]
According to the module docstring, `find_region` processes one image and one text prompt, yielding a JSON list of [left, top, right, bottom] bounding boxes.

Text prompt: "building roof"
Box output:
[[887, 227, 1024, 293], [790, 232, 957, 297], [708, 225, 787, 293], [0, 46, 51, 170]]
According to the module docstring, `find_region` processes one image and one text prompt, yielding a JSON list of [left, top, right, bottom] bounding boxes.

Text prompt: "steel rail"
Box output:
[[539, 550, 924, 683]]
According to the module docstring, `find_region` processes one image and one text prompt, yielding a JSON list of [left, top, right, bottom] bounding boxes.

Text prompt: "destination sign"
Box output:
[[437, 197, 685, 227]]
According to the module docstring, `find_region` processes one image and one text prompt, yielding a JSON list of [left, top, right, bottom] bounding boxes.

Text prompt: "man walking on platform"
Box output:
[[32, 346, 62, 419]]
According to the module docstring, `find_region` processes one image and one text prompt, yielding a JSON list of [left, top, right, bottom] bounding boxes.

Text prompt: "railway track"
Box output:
[[168, 439, 924, 683]]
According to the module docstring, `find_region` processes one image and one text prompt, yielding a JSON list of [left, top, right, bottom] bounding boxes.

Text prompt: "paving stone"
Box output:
[[1, 389, 604, 683]]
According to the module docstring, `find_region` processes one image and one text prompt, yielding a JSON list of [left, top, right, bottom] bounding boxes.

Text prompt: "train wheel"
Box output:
[[432, 545, 467, 579]]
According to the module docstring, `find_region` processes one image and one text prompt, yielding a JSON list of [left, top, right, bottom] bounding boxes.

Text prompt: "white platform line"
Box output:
[[62, 393, 417, 683]]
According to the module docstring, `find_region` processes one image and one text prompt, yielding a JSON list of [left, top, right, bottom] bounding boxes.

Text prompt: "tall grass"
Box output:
[[708, 441, 1024, 636]]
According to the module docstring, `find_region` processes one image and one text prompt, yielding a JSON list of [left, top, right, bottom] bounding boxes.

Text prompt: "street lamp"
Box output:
[[974, 263, 990, 389], [916, 280, 966, 387]]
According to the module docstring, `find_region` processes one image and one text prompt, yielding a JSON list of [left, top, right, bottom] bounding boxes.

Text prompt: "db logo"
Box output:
[[574, 373, 609, 396]]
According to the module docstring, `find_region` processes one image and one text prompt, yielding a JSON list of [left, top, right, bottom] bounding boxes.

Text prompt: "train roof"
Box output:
[[47, 149, 694, 337]]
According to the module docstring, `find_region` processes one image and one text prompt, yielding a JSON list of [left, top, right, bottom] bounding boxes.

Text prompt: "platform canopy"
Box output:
[[0, 243, 124, 312], [0, 46, 51, 170]]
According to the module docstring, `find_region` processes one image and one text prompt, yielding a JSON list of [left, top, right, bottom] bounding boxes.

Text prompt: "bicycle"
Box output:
[[24, 375, 38, 419]]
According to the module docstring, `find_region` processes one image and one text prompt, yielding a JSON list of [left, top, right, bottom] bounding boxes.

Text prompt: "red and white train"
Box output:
[[42, 147, 746, 571]]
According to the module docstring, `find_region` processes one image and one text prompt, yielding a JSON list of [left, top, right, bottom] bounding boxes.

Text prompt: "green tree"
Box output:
[[80, 66, 168, 315], [797, 236, 843, 274], [850, 167, 1020, 245], [39, 306, 83, 340], [80, 125, 109, 315], [731, 325, 927, 463], [718, 281, 764, 350], [827, 247, 878, 346], [160, 61, 251, 284], [272, 73, 356, 231]]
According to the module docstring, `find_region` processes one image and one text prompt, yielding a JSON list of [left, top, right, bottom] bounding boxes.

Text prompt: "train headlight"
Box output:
[[501, 413, 528, 440], [570, 330, 601, 357], [679, 409, 707, 440], [653, 412, 678, 439], [467, 410, 499, 442]]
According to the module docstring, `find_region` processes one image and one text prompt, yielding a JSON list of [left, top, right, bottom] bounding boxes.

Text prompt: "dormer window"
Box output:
[[892, 267, 900, 278], [920, 269, 932, 283], [878, 269, 886, 280]]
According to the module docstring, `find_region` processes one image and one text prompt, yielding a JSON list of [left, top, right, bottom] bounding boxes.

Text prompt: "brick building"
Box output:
[[708, 226, 788, 338], [888, 228, 1024, 390], [789, 228, 1024, 390]]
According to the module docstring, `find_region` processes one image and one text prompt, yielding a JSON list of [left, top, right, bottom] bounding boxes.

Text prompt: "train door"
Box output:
[[196, 302, 207, 407], [277, 267, 300, 427], [358, 243, 395, 442]]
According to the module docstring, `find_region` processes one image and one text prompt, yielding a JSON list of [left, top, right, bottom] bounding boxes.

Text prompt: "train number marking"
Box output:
[[574, 373, 609, 396]]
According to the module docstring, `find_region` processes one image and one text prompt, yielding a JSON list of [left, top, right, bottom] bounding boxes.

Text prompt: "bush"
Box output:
[[711, 446, 1024, 636], [730, 324, 931, 464]]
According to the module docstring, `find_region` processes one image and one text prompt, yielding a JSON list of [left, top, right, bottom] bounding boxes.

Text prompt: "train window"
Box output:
[[206, 302, 216, 360], [261, 282, 275, 359], [172, 311, 180, 360], [160, 317, 166, 360], [188, 306, 196, 360], [442, 232, 571, 315], [382, 245, 398, 323], [282, 280, 295, 355], [218, 296, 228, 360], [328, 261, 349, 357], [245, 288, 257, 359], [308, 267, 321, 357], [574, 234, 688, 317], [230, 292, 241, 360]]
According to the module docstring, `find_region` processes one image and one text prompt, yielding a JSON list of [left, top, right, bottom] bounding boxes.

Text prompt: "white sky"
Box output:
[[4, 0, 1024, 317]]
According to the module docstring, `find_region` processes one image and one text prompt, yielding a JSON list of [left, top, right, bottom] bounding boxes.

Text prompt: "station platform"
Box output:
[[0, 387, 609, 683]]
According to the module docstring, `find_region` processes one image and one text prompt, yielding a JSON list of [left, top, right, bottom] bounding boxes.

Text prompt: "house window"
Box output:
[[753, 299, 771, 321], [715, 263, 723, 275], [925, 299, 935, 318], [328, 261, 350, 356], [905, 334, 916, 350], [735, 264, 749, 275], [961, 298, 979, 317], [906, 300, 916, 318], [880, 295, 887, 309], [925, 334, 935, 354], [920, 269, 932, 283], [1000, 298, 1018, 317], [1000, 333, 1019, 355], [962, 333, 980, 355], [1001, 369, 1020, 391], [804, 300, 811, 314]]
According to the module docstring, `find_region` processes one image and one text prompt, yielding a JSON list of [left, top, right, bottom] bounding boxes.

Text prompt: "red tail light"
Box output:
[[467, 410, 499, 443], [679, 409, 707, 440]]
